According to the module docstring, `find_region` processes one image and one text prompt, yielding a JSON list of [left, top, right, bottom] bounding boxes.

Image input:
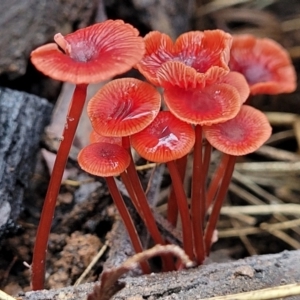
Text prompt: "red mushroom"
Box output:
[[136, 30, 232, 86], [156, 61, 249, 264], [87, 78, 161, 137], [78, 142, 150, 274], [229, 34, 297, 95], [131, 111, 196, 261], [30, 20, 145, 290], [203, 105, 272, 254], [87, 78, 174, 270]]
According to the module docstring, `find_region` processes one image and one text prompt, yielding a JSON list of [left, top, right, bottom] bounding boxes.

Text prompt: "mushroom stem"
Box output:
[[202, 140, 212, 201], [167, 155, 187, 227], [122, 136, 175, 271], [190, 125, 206, 264], [105, 176, 151, 274], [204, 154, 237, 255], [31, 84, 88, 290], [206, 153, 230, 208], [166, 160, 195, 261]]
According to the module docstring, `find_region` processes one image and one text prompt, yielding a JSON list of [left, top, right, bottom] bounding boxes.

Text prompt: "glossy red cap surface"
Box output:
[[131, 111, 195, 163]]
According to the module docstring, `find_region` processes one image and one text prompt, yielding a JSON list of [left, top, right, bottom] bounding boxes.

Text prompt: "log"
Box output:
[[0, 0, 98, 78], [20, 250, 300, 299], [0, 87, 53, 239]]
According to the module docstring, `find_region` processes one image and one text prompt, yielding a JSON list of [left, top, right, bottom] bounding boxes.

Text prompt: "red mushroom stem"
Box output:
[[204, 154, 237, 254], [202, 141, 212, 193], [206, 153, 230, 208], [190, 125, 206, 264], [166, 160, 195, 262], [122, 136, 175, 271], [31, 84, 88, 290], [105, 176, 151, 274], [166, 155, 188, 227]]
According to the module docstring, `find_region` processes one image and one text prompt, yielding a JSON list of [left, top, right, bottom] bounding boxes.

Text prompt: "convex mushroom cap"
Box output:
[[203, 105, 272, 156], [131, 111, 195, 163], [31, 20, 145, 84], [78, 142, 130, 177]]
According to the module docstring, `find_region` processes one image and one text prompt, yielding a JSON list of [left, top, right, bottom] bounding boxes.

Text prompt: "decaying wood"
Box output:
[[20, 250, 300, 299], [0, 87, 53, 239], [0, 0, 98, 78]]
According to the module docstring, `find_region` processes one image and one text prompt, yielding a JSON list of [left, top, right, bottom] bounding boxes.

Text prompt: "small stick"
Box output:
[[220, 204, 300, 216], [74, 242, 109, 286], [0, 290, 16, 300]]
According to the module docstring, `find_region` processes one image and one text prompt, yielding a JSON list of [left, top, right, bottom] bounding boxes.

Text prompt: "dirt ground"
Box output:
[[1, 0, 300, 299]]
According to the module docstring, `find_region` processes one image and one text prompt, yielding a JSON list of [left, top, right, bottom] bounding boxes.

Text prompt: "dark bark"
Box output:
[[20, 250, 300, 300], [0, 87, 53, 239]]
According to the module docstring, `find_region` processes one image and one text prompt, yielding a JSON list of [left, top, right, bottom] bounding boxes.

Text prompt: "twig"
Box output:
[[0, 290, 16, 300], [293, 116, 300, 150], [265, 112, 298, 126], [74, 241, 109, 286], [196, 0, 251, 16], [235, 161, 300, 174], [220, 204, 300, 216], [230, 219, 257, 255], [265, 129, 295, 146], [255, 145, 300, 161]]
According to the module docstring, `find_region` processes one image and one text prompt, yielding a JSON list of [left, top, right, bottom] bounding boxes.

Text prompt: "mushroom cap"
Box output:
[[229, 34, 297, 95], [131, 111, 195, 163], [88, 78, 161, 137], [157, 62, 242, 126], [218, 71, 250, 104], [203, 105, 272, 156], [136, 30, 232, 86], [89, 130, 122, 145], [31, 20, 145, 84], [78, 142, 130, 177]]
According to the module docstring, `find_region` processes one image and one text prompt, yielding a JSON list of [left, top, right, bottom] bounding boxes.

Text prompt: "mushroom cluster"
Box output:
[[31, 20, 297, 288]]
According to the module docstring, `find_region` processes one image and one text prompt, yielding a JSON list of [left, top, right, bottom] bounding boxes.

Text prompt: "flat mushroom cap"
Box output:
[[131, 111, 195, 163], [229, 34, 297, 95], [31, 20, 145, 84], [157, 62, 242, 126], [136, 30, 232, 86], [88, 78, 161, 137], [78, 142, 130, 177], [203, 105, 272, 156]]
